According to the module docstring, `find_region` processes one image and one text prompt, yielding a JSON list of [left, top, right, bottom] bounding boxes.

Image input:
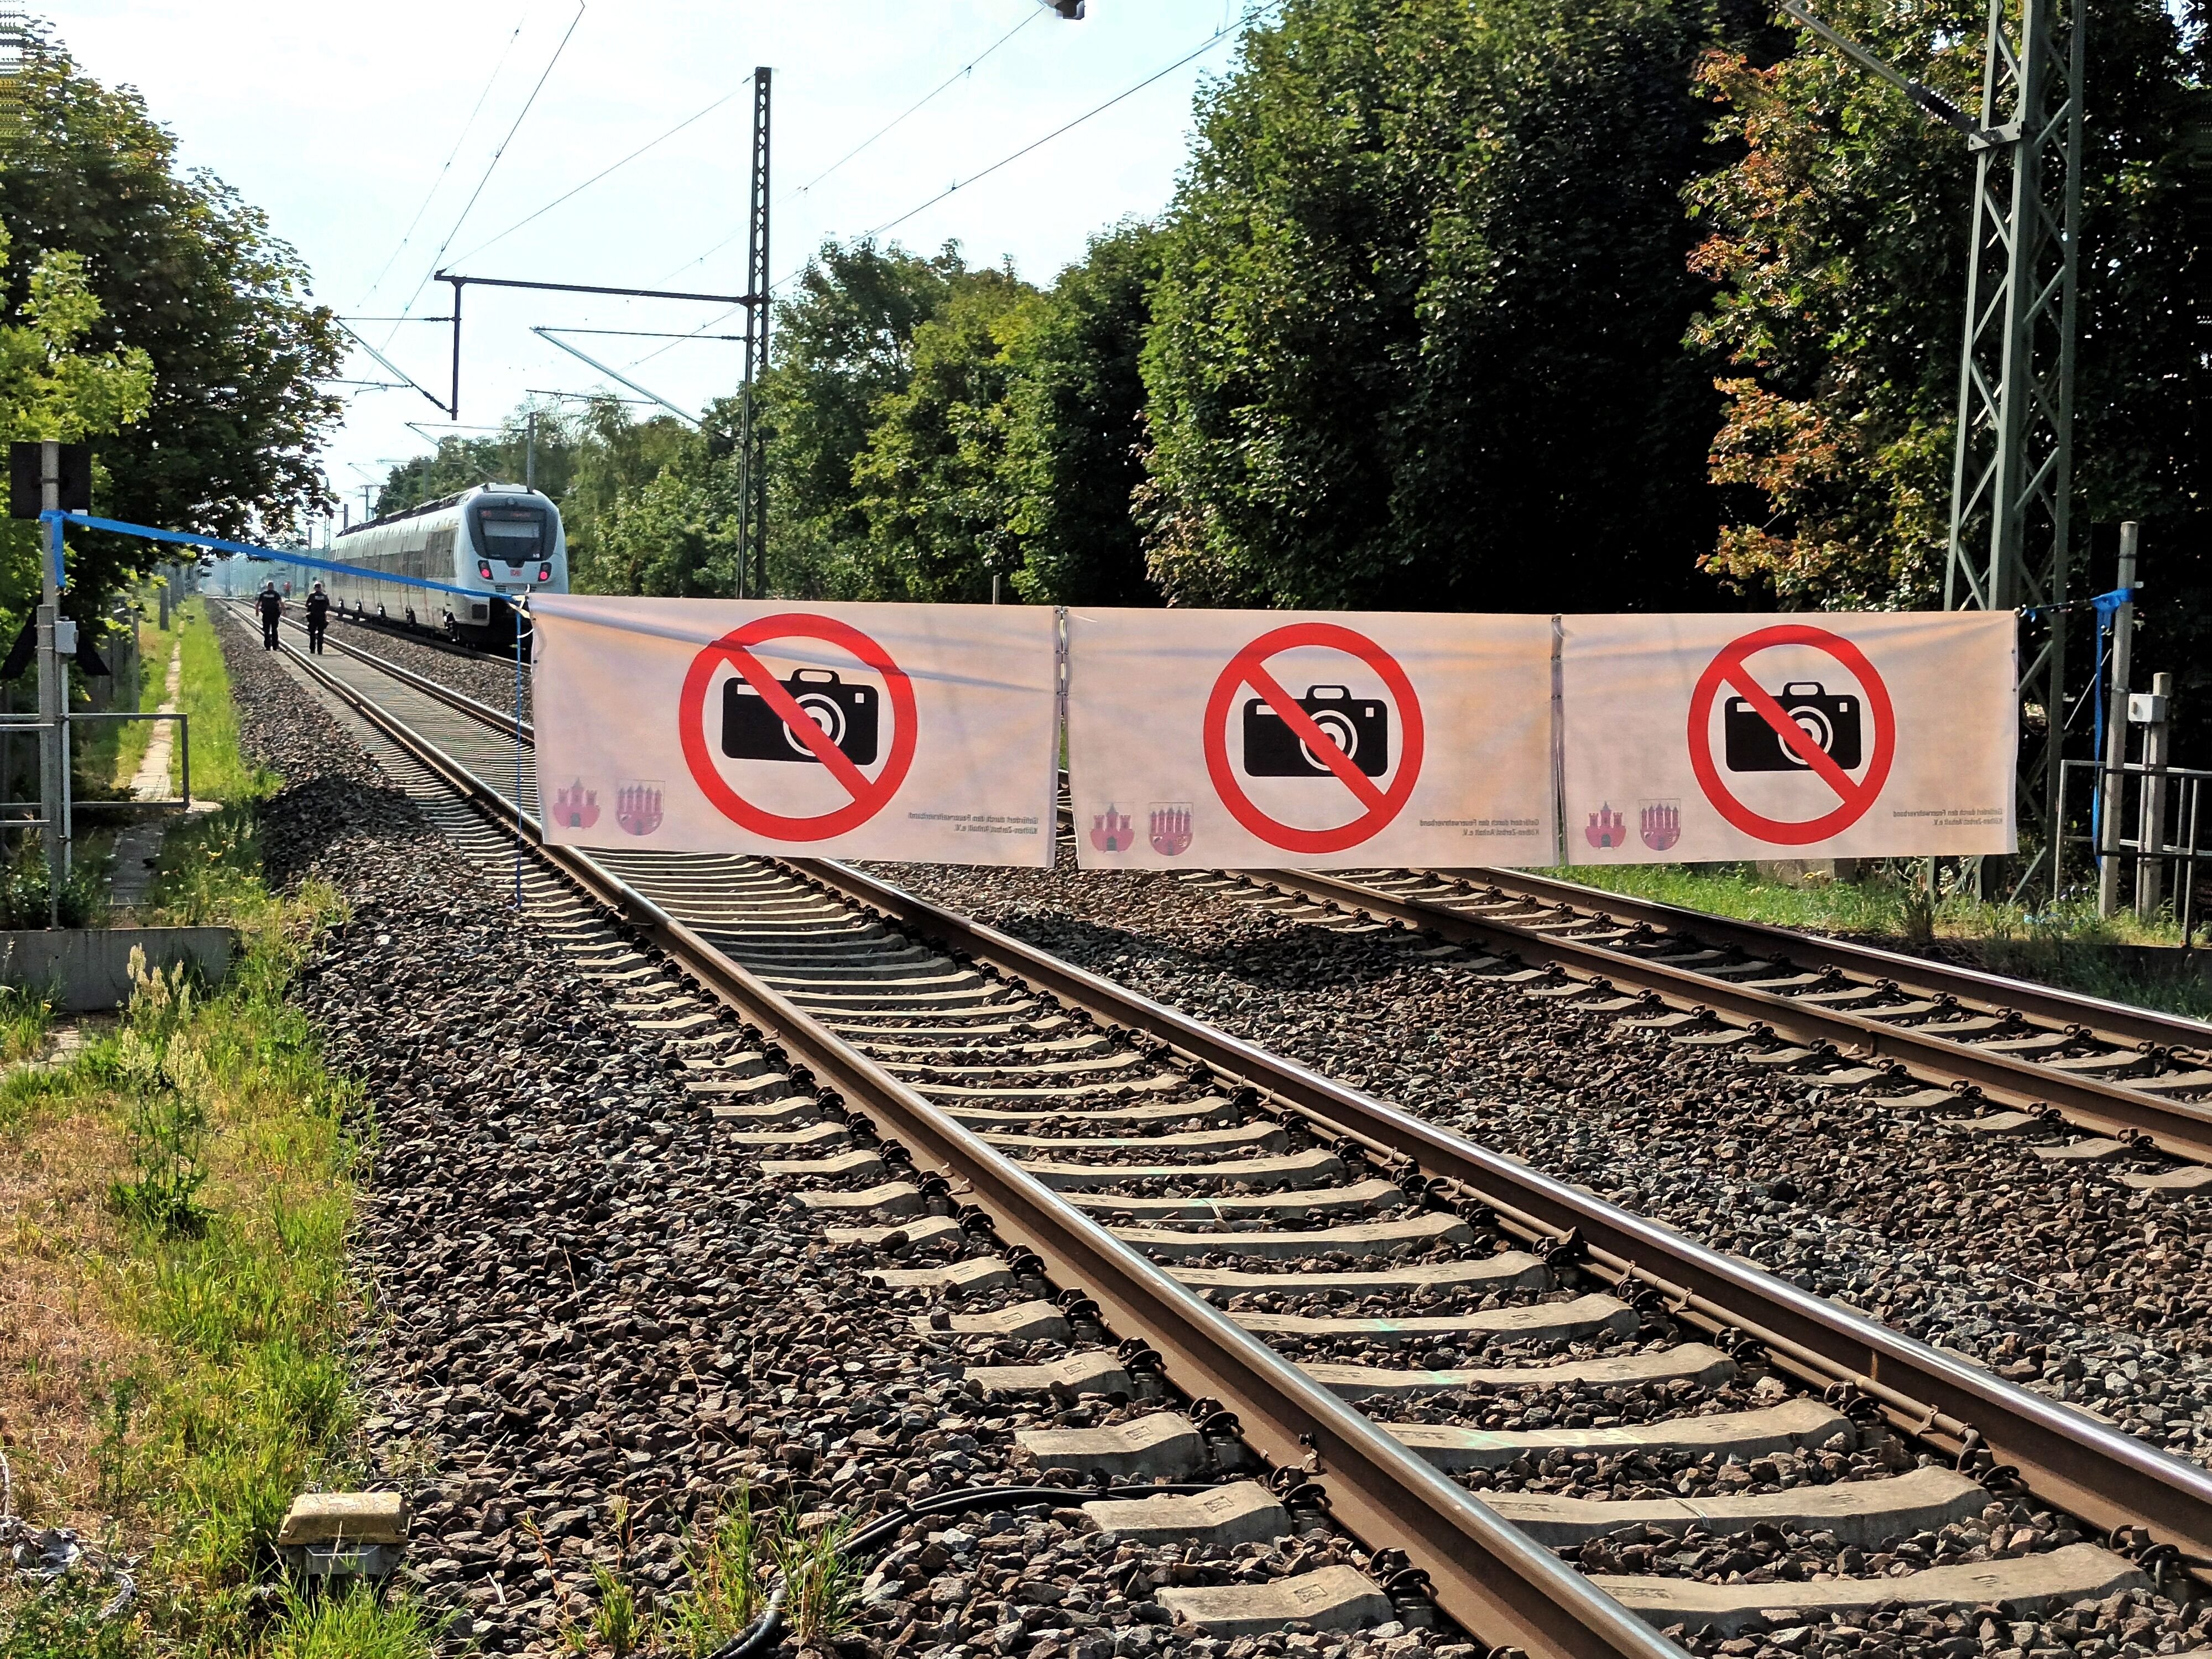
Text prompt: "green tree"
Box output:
[[587, 393, 744, 596], [560, 401, 696, 586], [373, 403, 580, 519], [0, 221, 154, 620], [1140, 0, 1729, 612], [1002, 220, 1165, 606], [759, 239, 968, 598], [851, 267, 1038, 602], [1, 33, 342, 596], [1684, 0, 2206, 610]]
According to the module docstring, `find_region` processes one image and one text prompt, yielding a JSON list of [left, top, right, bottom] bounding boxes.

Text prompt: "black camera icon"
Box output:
[[722, 667, 879, 766], [1723, 681, 1861, 772], [1243, 685, 1389, 778]]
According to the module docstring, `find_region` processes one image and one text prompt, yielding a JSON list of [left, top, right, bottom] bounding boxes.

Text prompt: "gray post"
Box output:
[[525, 410, 538, 492], [158, 567, 171, 630], [2137, 669, 2174, 922], [36, 441, 61, 926], [2096, 521, 2138, 917]]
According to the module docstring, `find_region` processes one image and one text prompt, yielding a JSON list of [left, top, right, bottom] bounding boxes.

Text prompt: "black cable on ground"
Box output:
[[702, 1482, 1224, 1659]]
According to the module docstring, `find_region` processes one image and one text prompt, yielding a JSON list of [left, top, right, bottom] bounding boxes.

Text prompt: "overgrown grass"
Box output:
[[109, 617, 182, 792], [0, 831, 111, 927], [142, 804, 270, 927], [549, 1486, 843, 1658], [173, 598, 277, 804], [1536, 860, 2212, 1019], [0, 981, 54, 1063], [0, 888, 433, 1658]]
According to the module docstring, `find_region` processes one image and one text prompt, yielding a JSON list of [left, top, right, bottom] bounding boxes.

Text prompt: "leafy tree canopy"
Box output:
[[0, 33, 343, 615], [0, 222, 154, 622], [1687, 0, 2206, 611], [1138, 0, 1735, 612]]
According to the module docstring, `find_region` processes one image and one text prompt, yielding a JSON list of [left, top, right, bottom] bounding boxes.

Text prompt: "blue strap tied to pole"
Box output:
[[2088, 585, 2139, 851]]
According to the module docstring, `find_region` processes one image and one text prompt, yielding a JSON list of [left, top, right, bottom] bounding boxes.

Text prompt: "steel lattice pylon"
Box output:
[[1943, 0, 2085, 896], [735, 66, 773, 599]]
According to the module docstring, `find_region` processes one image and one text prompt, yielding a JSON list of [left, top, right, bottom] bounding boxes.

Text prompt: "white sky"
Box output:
[[42, 0, 1250, 528]]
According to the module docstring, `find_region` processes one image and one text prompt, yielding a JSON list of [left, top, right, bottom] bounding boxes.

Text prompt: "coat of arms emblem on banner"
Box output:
[[552, 780, 600, 830], [1090, 805, 1135, 853], [1148, 802, 1193, 857], [1585, 803, 1626, 849], [1640, 800, 1681, 852], [617, 781, 664, 837]]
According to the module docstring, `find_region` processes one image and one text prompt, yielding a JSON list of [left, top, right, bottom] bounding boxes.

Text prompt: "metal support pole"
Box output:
[[514, 619, 526, 911], [1943, 0, 2083, 900], [2182, 779, 2202, 949], [448, 277, 464, 420], [525, 410, 538, 492], [735, 65, 772, 599], [2097, 523, 2137, 917], [37, 447, 62, 926], [2137, 669, 2174, 922]]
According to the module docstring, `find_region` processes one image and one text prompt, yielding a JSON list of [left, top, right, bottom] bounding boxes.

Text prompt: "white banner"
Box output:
[[1559, 612, 2017, 864], [531, 595, 1059, 865], [1066, 607, 1555, 870]]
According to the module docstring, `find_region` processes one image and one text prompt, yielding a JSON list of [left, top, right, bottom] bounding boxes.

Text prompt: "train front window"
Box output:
[[468, 500, 547, 566]]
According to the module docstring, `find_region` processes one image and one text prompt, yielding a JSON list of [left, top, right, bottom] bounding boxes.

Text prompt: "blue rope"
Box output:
[[47, 510, 493, 603]]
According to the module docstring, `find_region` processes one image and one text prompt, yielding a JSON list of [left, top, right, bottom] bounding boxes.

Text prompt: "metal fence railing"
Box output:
[[2060, 756, 2212, 943]]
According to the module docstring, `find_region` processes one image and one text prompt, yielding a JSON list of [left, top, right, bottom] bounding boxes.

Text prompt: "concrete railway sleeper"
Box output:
[[238, 603, 2212, 1659]]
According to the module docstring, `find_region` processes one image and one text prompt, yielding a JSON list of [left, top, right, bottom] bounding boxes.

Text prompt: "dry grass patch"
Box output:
[[0, 907, 437, 1658], [0, 1065, 150, 1533]]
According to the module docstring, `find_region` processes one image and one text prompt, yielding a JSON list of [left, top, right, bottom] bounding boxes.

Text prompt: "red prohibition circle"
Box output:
[[677, 613, 918, 841], [1202, 622, 1425, 855], [1686, 623, 1896, 846]]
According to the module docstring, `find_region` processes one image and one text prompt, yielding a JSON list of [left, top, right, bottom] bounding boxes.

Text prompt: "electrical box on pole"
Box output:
[[1943, 0, 2085, 896]]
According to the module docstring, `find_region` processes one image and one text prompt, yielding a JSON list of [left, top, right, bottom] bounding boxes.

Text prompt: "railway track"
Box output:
[[239, 604, 2212, 1659], [1199, 869, 2212, 1170]]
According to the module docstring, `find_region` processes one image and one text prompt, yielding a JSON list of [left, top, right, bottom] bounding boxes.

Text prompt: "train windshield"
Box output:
[[468, 499, 550, 565]]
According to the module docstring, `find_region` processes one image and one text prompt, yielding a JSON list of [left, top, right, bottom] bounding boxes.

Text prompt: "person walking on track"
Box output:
[[305, 581, 330, 654], [257, 581, 283, 650]]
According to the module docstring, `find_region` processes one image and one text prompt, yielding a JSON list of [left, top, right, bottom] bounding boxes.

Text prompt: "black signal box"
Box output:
[[8, 442, 92, 518]]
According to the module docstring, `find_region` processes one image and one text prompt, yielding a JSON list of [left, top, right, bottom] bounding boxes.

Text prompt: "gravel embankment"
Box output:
[[217, 615, 1458, 1659], [858, 858, 2212, 1471]]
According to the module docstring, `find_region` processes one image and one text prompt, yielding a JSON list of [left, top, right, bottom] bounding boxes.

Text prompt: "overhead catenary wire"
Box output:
[[451, 86, 742, 265], [863, 18, 1241, 241], [381, 0, 588, 344], [792, 6, 1040, 200], [625, 16, 1245, 375], [355, 6, 531, 313], [658, 7, 1042, 284]]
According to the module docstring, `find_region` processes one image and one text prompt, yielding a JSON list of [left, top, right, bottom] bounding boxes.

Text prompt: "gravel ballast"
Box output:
[[853, 859, 2212, 1471], [214, 616, 1457, 1659], [242, 618, 2212, 1659]]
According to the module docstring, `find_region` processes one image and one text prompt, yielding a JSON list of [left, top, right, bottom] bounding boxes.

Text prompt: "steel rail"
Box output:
[[793, 857, 2212, 1579], [265, 612, 2212, 1580], [272, 638, 1679, 1659], [1244, 868, 2212, 1164], [1440, 866, 2212, 1052]]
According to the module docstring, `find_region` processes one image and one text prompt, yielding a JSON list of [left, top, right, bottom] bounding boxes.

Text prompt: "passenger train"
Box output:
[[320, 483, 567, 646]]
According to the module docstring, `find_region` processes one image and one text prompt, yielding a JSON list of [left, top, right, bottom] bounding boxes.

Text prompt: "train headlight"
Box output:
[[537, 564, 552, 582], [478, 561, 494, 580]]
